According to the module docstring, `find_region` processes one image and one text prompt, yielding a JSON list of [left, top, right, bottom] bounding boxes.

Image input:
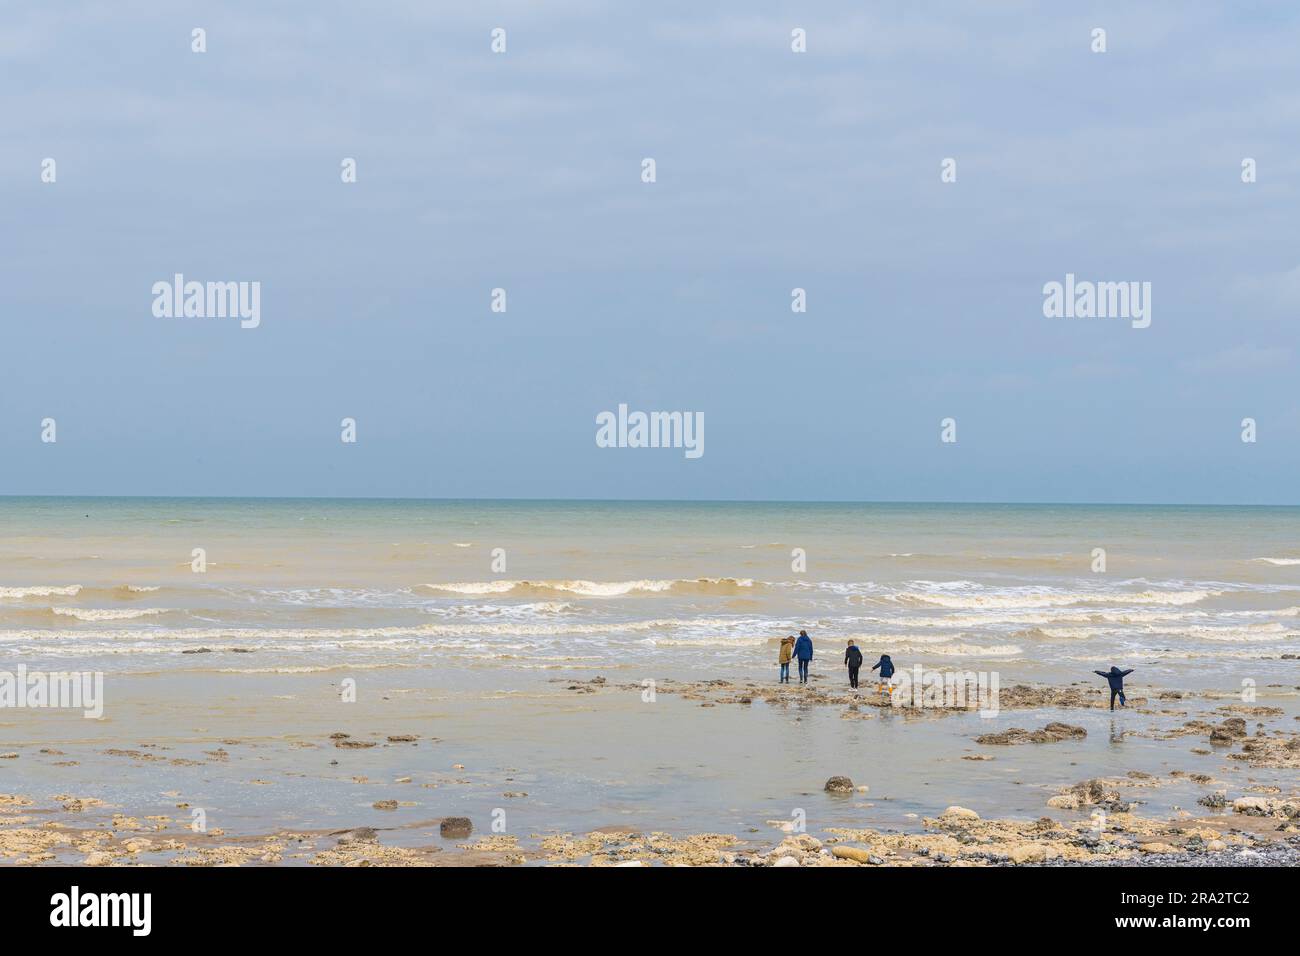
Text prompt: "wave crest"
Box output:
[[421, 578, 756, 598]]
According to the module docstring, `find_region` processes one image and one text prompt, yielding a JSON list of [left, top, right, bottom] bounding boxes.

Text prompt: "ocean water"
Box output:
[[3, 497, 1300, 850], [2, 497, 1298, 687]]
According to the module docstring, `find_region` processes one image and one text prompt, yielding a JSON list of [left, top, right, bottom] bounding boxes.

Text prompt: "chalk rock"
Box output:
[[1007, 844, 1046, 864], [1139, 842, 1178, 854], [831, 845, 873, 864], [824, 776, 855, 794], [1232, 797, 1274, 816]]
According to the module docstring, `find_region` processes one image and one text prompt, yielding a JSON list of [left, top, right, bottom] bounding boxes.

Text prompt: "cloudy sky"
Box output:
[[2, 1, 1298, 503]]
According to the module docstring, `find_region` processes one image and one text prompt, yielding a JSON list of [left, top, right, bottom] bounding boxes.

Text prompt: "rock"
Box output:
[[83, 852, 111, 866], [1233, 797, 1274, 816], [940, 806, 980, 823], [824, 776, 855, 794], [336, 827, 378, 845], [614, 860, 645, 867], [1051, 779, 1133, 813], [975, 723, 1086, 746], [440, 817, 473, 838], [831, 845, 873, 863], [1008, 844, 1046, 864], [772, 855, 800, 867], [1210, 718, 1249, 745], [1196, 791, 1227, 810], [1139, 843, 1178, 854], [1220, 717, 1248, 737], [372, 800, 398, 810], [1207, 839, 1227, 852]]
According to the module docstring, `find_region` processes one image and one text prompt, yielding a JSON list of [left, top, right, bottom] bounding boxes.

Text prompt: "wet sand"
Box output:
[[3, 665, 1297, 866]]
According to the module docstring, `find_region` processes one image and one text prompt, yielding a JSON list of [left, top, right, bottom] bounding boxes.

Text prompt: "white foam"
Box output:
[[898, 587, 1215, 610], [421, 578, 754, 597], [0, 585, 82, 598], [52, 607, 167, 621]]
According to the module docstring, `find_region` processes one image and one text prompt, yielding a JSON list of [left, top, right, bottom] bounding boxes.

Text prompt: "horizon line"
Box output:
[[2, 493, 1299, 509]]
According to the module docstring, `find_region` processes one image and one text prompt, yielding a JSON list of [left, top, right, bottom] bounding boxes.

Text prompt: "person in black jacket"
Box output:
[[1094, 666, 1133, 710], [844, 640, 863, 688]]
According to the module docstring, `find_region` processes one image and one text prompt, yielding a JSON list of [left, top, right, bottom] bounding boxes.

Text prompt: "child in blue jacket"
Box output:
[[1094, 666, 1133, 710], [871, 654, 895, 698]]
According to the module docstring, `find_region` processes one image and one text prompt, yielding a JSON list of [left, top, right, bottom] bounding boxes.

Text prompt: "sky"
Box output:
[[2, 1, 1299, 504]]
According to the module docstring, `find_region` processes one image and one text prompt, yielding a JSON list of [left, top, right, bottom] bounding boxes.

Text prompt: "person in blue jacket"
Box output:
[[871, 653, 895, 697], [1094, 666, 1133, 710], [793, 629, 814, 684]]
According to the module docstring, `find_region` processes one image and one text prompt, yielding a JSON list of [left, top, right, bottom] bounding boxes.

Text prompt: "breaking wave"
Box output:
[[0, 585, 83, 599], [50, 607, 168, 622], [421, 578, 756, 598]]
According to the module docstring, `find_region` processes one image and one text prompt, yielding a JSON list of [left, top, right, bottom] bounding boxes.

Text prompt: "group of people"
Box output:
[[779, 630, 1136, 711], [777, 631, 894, 691]]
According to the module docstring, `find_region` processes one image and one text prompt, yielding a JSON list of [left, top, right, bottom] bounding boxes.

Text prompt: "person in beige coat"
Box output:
[[778, 636, 795, 683]]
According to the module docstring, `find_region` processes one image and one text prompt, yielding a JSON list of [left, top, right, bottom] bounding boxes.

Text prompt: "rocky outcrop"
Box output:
[[1210, 718, 1248, 745], [976, 722, 1086, 746], [440, 817, 473, 838], [1045, 779, 1133, 813]]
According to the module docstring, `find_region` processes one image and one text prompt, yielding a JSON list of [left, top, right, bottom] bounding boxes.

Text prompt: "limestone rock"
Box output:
[[831, 845, 873, 863]]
